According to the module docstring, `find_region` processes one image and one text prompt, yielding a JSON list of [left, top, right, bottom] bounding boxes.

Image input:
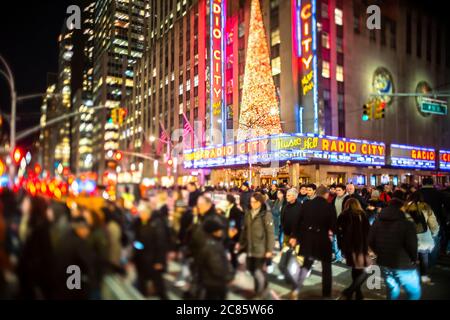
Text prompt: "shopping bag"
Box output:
[[279, 248, 302, 286]]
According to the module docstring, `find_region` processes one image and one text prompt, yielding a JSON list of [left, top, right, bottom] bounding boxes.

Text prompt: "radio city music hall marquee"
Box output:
[[183, 133, 386, 169]]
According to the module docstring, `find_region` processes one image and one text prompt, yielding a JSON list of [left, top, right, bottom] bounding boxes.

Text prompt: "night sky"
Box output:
[[0, 0, 75, 147]]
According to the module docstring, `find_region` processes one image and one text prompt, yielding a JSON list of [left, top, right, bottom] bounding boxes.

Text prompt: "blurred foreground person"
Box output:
[[237, 192, 274, 299], [133, 201, 169, 300], [0, 203, 11, 299], [83, 208, 109, 299], [225, 194, 244, 270], [369, 196, 421, 300], [337, 199, 371, 300], [53, 216, 94, 300], [17, 195, 54, 300], [198, 219, 233, 300], [289, 186, 336, 299]]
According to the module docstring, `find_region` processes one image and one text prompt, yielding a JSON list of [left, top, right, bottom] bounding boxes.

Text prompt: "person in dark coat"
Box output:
[[53, 216, 95, 300], [281, 188, 301, 246], [239, 182, 254, 211], [225, 194, 244, 270], [368, 197, 421, 300], [133, 201, 169, 300], [289, 185, 336, 299], [198, 219, 234, 300], [17, 195, 55, 300], [268, 184, 278, 203], [271, 189, 286, 249], [336, 199, 371, 300], [187, 182, 202, 208], [185, 195, 226, 298]]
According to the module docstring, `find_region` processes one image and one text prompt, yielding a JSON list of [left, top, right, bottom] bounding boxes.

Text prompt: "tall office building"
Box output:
[[71, 0, 96, 174], [39, 73, 59, 176], [92, 0, 150, 181]]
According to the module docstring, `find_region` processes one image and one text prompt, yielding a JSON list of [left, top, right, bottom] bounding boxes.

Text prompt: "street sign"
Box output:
[[420, 98, 448, 115]]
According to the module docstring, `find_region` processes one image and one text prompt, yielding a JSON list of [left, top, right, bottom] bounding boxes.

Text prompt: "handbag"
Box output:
[[279, 247, 302, 286]]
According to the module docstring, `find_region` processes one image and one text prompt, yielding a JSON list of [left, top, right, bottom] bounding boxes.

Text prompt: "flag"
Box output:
[[182, 113, 194, 138], [157, 121, 170, 156]]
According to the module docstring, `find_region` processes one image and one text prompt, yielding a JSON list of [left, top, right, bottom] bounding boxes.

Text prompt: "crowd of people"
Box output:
[[0, 178, 449, 300]]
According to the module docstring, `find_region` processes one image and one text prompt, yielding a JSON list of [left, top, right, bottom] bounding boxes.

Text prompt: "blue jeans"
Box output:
[[382, 268, 421, 300], [332, 235, 343, 262]]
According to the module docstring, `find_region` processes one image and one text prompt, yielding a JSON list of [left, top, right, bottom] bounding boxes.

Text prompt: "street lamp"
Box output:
[[0, 55, 16, 188]]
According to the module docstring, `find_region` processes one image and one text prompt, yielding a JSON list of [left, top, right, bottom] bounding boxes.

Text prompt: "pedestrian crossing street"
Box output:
[[158, 254, 387, 300]]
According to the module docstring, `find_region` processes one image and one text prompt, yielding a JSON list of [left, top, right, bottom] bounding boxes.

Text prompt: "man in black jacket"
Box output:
[[368, 198, 421, 300], [289, 186, 336, 299], [239, 182, 253, 211], [281, 188, 301, 246], [346, 184, 367, 210], [187, 183, 202, 208], [198, 219, 234, 300]]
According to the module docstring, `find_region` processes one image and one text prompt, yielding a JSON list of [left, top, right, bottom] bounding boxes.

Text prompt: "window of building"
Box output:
[[322, 61, 330, 78], [381, 18, 386, 46], [321, 3, 329, 18], [417, 16, 422, 58], [335, 8, 343, 26], [436, 24, 441, 64], [406, 12, 412, 54], [271, 29, 281, 46], [270, 0, 279, 9], [426, 19, 432, 62], [390, 20, 397, 49], [338, 94, 345, 137], [353, 0, 361, 34], [272, 57, 281, 76], [322, 32, 330, 49], [336, 37, 343, 53], [336, 65, 344, 82]]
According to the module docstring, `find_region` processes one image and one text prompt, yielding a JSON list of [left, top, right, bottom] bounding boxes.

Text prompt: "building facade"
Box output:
[[125, 0, 450, 187]]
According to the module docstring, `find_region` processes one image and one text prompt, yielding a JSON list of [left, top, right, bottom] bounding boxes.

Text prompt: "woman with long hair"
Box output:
[[237, 192, 274, 299], [403, 191, 439, 284], [337, 198, 371, 300]]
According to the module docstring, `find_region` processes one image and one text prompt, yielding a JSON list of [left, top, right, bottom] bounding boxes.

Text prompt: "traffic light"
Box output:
[[114, 151, 123, 162], [362, 104, 372, 121], [375, 101, 386, 119], [118, 108, 127, 125], [13, 148, 23, 164], [0, 160, 5, 176], [111, 108, 119, 125]]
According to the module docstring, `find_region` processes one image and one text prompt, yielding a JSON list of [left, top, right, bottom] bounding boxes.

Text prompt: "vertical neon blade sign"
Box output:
[[296, 0, 319, 133], [210, 0, 226, 145]]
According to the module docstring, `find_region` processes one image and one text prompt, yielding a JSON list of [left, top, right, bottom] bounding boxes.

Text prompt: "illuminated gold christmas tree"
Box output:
[[237, 0, 283, 141]]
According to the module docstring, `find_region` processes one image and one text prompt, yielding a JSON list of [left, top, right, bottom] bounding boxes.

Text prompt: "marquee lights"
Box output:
[[184, 133, 386, 169], [295, 0, 319, 133], [440, 150, 450, 171], [390, 144, 436, 169]]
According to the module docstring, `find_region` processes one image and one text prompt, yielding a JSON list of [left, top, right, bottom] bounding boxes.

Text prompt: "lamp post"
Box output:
[[0, 55, 16, 188]]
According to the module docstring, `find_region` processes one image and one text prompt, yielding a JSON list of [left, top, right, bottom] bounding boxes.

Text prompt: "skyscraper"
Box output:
[[92, 0, 149, 181]]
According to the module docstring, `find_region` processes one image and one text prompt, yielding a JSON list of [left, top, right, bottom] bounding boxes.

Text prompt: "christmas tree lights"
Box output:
[[237, 0, 283, 141]]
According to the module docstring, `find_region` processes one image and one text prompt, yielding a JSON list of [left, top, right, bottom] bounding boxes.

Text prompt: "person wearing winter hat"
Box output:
[[198, 219, 234, 300]]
